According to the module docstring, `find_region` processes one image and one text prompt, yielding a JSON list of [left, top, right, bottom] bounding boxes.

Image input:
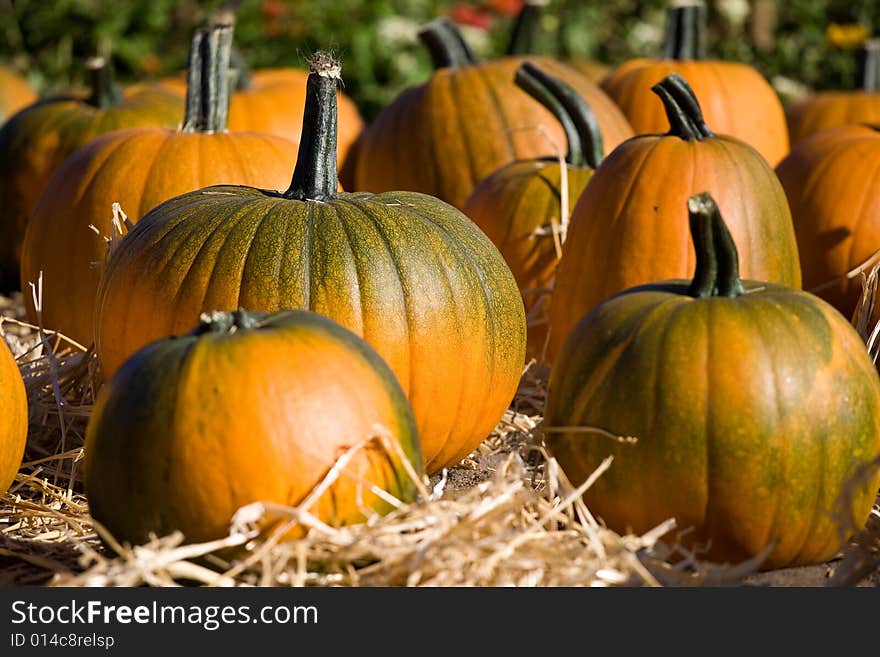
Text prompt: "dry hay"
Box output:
[[0, 281, 878, 587]]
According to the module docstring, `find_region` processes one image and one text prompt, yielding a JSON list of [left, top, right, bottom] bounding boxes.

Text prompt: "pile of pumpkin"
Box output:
[[1, 2, 879, 574]]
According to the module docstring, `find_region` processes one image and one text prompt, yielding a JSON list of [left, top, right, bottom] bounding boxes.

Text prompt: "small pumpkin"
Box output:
[[94, 53, 526, 474], [0, 66, 37, 125], [0, 340, 27, 498], [355, 17, 633, 210], [546, 192, 880, 569], [464, 62, 603, 362], [84, 309, 422, 546], [549, 73, 801, 358], [787, 39, 880, 147], [0, 57, 183, 290], [776, 124, 880, 317], [600, 3, 789, 166], [20, 25, 298, 347]]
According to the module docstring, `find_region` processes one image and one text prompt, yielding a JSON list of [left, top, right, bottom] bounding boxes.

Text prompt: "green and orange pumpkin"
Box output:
[[545, 192, 880, 569], [84, 309, 422, 546], [20, 25, 298, 347], [94, 53, 526, 474], [549, 73, 801, 358]]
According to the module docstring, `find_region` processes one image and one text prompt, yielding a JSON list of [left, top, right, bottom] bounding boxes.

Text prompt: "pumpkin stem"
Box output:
[[663, 2, 707, 60], [85, 57, 122, 109], [229, 44, 253, 91], [687, 192, 745, 298], [419, 18, 478, 70], [506, 1, 547, 56], [858, 39, 880, 93], [515, 62, 603, 168], [194, 310, 265, 335], [284, 52, 340, 201], [652, 73, 714, 141], [182, 24, 233, 134]]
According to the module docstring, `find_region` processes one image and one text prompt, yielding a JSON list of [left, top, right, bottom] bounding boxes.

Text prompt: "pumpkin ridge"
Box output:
[[328, 202, 367, 337], [448, 72, 481, 194], [136, 131, 177, 216], [473, 64, 518, 161], [715, 139, 755, 278], [238, 199, 286, 310], [843, 150, 880, 292]]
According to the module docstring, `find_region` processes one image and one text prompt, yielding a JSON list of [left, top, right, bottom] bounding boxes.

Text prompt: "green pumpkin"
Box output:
[[94, 53, 527, 475], [545, 192, 880, 569]]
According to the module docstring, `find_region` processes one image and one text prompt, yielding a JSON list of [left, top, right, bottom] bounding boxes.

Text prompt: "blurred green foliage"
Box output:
[[2, 0, 880, 120]]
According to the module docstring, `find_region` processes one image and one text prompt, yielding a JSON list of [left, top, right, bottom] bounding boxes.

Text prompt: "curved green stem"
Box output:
[[663, 2, 707, 60], [652, 73, 714, 141], [85, 57, 122, 109], [506, 1, 545, 56], [418, 18, 477, 70], [858, 39, 880, 92], [183, 24, 234, 133], [687, 192, 745, 298], [284, 52, 339, 201], [515, 62, 603, 168]]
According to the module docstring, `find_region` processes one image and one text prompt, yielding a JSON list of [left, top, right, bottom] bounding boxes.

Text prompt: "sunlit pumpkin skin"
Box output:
[[0, 59, 182, 289], [94, 54, 526, 474], [546, 193, 880, 569], [355, 18, 633, 210], [20, 26, 298, 347], [464, 63, 603, 362], [0, 341, 27, 498], [787, 40, 880, 147], [549, 73, 801, 358], [600, 4, 788, 165], [776, 124, 880, 317], [84, 309, 421, 546], [0, 66, 37, 125]]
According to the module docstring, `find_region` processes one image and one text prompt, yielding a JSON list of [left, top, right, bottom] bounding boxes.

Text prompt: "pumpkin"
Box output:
[[548, 73, 801, 358], [776, 124, 880, 317], [600, 3, 789, 166], [545, 192, 880, 568], [93, 53, 526, 474], [0, 340, 27, 498], [355, 17, 633, 210], [0, 66, 37, 125], [464, 62, 602, 362], [0, 58, 182, 290], [20, 25, 298, 347], [84, 309, 421, 546], [787, 39, 880, 147]]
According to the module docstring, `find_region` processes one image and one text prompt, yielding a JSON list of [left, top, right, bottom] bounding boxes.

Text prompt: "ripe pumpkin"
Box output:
[[0, 66, 37, 124], [600, 3, 789, 166], [787, 39, 880, 147], [0, 340, 27, 498], [776, 124, 880, 317], [20, 25, 298, 347], [464, 62, 603, 362], [0, 58, 182, 290], [546, 192, 880, 569], [84, 309, 422, 546], [94, 53, 526, 474], [549, 73, 801, 358], [355, 17, 633, 210]]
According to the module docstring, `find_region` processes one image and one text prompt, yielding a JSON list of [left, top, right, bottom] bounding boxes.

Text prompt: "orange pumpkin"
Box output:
[[0, 58, 182, 290], [776, 124, 880, 317], [600, 3, 789, 166], [0, 340, 27, 498], [20, 25, 298, 347], [787, 39, 880, 147], [355, 18, 633, 210], [0, 66, 37, 124], [549, 73, 801, 358], [84, 309, 422, 546], [464, 62, 602, 362]]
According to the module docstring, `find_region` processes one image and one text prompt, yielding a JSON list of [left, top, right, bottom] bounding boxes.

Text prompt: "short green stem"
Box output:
[[858, 39, 880, 93], [418, 18, 477, 70], [183, 24, 234, 133], [687, 192, 745, 298], [85, 57, 122, 109], [663, 3, 707, 60], [652, 73, 714, 141]]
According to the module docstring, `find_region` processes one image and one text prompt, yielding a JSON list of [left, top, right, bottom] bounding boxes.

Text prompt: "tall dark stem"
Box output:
[[858, 39, 880, 93], [284, 52, 339, 201], [652, 73, 714, 141], [663, 2, 707, 60], [515, 62, 603, 168], [687, 192, 745, 298], [182, 24, 233, 133], [418, 18, 478, 69], [85, 57, 122, 109], [506, 1, 545, 56]]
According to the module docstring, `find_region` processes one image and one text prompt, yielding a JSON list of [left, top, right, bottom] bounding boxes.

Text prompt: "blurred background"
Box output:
[[1, 0, 879, 119]]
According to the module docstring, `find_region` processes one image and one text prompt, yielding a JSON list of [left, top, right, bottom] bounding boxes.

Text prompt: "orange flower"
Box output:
[[485, 0, 524, 16]]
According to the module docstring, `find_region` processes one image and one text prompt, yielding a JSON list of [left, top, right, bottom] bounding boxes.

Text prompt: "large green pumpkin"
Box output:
[[545, 192, 880, 569], [94, 53, 527, 474]]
